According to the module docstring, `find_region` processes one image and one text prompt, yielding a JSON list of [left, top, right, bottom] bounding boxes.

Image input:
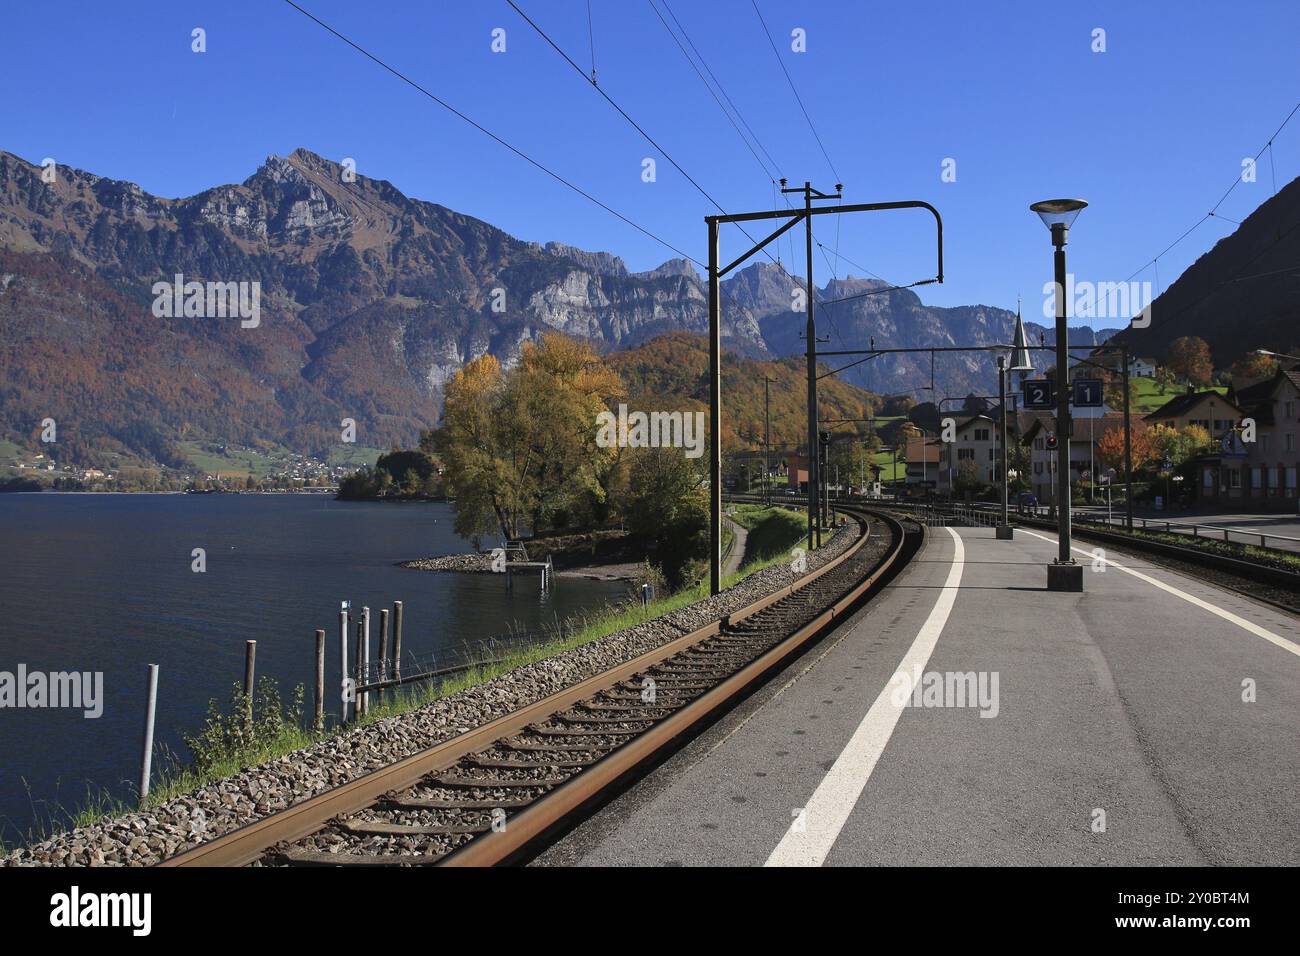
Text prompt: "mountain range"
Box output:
[[1, 147, 1118, 469]]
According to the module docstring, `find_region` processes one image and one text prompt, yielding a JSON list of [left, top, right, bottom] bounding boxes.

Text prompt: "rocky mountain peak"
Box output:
[[637, 258, 700, 280], [541, 241, 628, 277]]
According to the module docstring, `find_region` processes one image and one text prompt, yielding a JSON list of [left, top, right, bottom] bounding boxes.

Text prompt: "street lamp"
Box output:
[[1030, 198, 1087, 592], [1256, 349, 1300, 363]]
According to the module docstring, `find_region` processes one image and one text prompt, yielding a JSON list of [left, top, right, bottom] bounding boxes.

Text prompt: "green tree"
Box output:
[[624, 447, 709, 588]]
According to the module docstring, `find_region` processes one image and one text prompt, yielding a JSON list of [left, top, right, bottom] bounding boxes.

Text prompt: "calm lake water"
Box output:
[[0, 494, 626, 841]]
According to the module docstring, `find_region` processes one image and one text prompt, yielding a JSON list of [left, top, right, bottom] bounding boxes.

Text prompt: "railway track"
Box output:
[[159, 506, 915, 867]]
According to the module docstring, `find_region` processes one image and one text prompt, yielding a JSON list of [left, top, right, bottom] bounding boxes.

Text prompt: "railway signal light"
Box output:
[[1046, 432, 1059, 451]]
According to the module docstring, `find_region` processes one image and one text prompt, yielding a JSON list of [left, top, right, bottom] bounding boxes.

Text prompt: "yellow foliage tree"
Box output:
[[434, 335, 625, 541]]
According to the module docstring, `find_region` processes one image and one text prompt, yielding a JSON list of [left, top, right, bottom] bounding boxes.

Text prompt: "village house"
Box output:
[[1019, 408, 1124, 504], [1192, 367, 1300, 504], [1143, 387, 1242, 439], [903, 434, 941, 494], [936, 414, 999, 493]]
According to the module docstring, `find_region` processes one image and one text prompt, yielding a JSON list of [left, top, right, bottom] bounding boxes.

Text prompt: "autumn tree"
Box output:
[[1154, 366, 1176, 394], [1096, 423, 1162, 472], [433, 336, 625, 542], [1229, 351, 1279, 383], [1099, 368, 1124, 412], [1166, 336, 1213, 386], [431, 353, 510, 541]]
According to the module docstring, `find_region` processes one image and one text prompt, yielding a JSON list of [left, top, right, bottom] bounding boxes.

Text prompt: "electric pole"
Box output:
[[764, 375, 773, 507]]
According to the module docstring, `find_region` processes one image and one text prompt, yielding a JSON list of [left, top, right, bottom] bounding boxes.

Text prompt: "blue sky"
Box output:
[[2, 0, 1297, 324]]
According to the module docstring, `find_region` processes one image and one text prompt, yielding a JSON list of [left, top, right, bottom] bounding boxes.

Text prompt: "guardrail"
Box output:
[[1070, 512, 1300, 552], [879, 499, 1300, 590], [856, 497, 1300, 555]]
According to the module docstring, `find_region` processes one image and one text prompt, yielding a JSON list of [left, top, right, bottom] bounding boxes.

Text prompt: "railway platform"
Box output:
[[536, 524, 1300, 867]]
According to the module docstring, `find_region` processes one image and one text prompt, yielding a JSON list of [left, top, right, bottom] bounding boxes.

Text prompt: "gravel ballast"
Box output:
[[4, 521, 858, 867]]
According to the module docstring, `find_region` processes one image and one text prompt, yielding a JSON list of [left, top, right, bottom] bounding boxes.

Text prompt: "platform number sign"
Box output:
[[1022, 379, 1054, 409], [1072, 378, 1103, 407]]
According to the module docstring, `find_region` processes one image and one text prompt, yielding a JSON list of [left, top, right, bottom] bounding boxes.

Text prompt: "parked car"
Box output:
[[1016, 492, 1038, 508]]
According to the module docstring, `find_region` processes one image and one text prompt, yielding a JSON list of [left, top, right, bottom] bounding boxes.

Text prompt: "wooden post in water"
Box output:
[[338, 606, 349, 724], [393, 601, 404, 683], [138, 664, 159, 808], [314, 628, 325, 731], [378, 608, 390, 706], [243, 640, 256, 728]]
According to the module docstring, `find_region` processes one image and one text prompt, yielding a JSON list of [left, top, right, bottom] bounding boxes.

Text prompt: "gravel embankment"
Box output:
[[4, 523, 856, 867], [401, 553, 493, 572]]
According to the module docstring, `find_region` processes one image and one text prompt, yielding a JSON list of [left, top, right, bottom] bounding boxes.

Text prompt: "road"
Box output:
[[536, 524, 1300, 866], [1073, 506, 1300, 553]]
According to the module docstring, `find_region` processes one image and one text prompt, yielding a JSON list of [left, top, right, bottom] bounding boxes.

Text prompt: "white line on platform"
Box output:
[[765, 526, 965, 867], [1018, 528, 1300, 660]]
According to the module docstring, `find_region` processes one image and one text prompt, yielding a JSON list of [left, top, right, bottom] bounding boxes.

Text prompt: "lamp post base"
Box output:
[[1047, 560, 1083, 592], [995, 524, 1014, 540]]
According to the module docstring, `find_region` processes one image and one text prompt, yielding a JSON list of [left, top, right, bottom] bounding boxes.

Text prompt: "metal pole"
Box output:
[[764, 376, 771, 507], [353, 618, 365, 719], [314, 629, 325, 731], [1123, 346, 1133, 531], [1052, 225, 1072, 565], [392, 601, 403, 684], [804, 182, 819, 550], [378, 607, 389, 705], [138, 663, 158, 807], [361, 606, 371, 715], [1000, 356, 1009, 525], [339, 606, 349, 723], [708, 217, 722, 595]]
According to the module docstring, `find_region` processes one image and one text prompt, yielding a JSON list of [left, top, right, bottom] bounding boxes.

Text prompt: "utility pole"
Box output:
[[796, 181, 819, 550], [708, 218, 721, 595], [1122, 346, 1133, 531], [764, 375, 773, 507], [997, 354, 1013, 538]]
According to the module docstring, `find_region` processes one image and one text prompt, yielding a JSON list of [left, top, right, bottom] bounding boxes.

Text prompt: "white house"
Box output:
[[1130, 357, 1157, 378], [938, 414, 999, 493]]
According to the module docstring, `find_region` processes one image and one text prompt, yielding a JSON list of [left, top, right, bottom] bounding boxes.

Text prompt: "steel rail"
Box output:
[[443, 507, 908, 865], [159, 505, 905, 867]]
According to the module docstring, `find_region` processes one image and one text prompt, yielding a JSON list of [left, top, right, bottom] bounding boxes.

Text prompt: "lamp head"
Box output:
[[1030, 198, 1088, 229], [1031, 199, 1087, 247]]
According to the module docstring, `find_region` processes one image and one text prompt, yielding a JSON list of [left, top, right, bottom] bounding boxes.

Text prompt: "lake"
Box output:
[[0, 494, 627, 842]]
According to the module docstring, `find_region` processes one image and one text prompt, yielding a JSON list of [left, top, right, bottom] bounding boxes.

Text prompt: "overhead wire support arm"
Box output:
[[707, 199, 944, 285], [720, 213, 807, 275], [704, 194, 944, 594]]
